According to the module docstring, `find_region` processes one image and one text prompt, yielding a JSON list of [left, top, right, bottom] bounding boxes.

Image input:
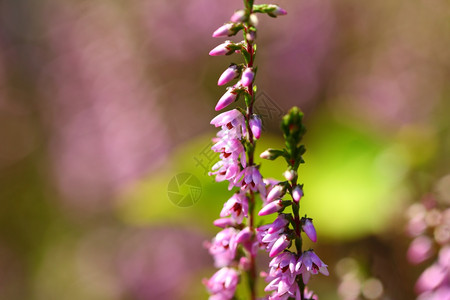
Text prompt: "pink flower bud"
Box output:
[[239, 257, 251, 271], [246, 31, 256, 43], [302, 218, 317, 243], [269, 235, 289, 257], [268, 4, 287, 16], [218, 65, 239, 86], [283, 170, 296, 181], [249, 114, 262, 139], [236, 227, 252, 243], [215, 89, 238, 111], [209, 41, 232, 56], [241, 68, 254, 87], [292, 186, 303, 203], [258, 200, 283, 216], [212, 23, 234, 38], [407, 236, 433, 264], [230, 10, 247, 22], [213, 218, 235, 228], [267, 185, 284, 202]]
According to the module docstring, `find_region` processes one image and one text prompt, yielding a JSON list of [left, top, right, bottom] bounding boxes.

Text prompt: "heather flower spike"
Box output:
[[204, 2, 325, 299]]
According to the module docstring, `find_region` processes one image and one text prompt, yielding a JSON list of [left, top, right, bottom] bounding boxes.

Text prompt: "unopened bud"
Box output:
[[267, 185, 284, 202], [215, 89, 238, 111], [218, 65, 239, 86], [268, 4, 287, 17], [209, 41, 233, 56], [301, 217, 317, 242], [283, 170, 296, 181], [258, 200, 283, 216], [230, 9, 247, 23], [292, 186, 303, 203], [241, 67, 254, 87], [249, 114, 262, 139]]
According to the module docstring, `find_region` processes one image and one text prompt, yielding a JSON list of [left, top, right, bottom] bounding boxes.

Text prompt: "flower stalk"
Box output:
[[204, 2, 327, 300]]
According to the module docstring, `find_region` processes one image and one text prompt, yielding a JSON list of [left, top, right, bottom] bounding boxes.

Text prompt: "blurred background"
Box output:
[[0, 0, 449, 299]]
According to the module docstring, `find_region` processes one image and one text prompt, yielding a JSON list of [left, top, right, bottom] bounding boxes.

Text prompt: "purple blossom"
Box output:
[[268, 5, 287, 16], [220, 192, 249, 223], [259, 200, 284, 216], [215, 88, 239, 111], [258, 225, 290, 258], [211, 110, 247, 140], [267, 185, 285, 202], [268, 214, 289, 234], [213, 218, 236, 228], [292, 186, 303, 203], [249, 114, 262, 139], [407, 235, 433, 265], [301, 218, 317, 243], [241, 68, 255, 87], [230, 9, 247, 23], [209, 159, 240, 187], [218, 65, 239, 86], [212, 136, 245, 162], [283, 170, 296, 181], [415, 263, 447, 294], [212, 23, 234, 38], [209, 41, 234, 56], [207, 228, 238, 268], [234, 166, 266, 196], [203, 267, 239, 300], [296, 250, 329, 284], [264, 252, 300, 299]]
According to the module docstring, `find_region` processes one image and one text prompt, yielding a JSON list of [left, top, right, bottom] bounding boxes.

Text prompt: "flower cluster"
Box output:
[[406, 195, 450, 300], [203, 2, 327, 300], [257, 108, 328, 300]]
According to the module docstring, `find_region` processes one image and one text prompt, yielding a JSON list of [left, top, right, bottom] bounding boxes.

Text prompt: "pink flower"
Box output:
[[234, 166, 266, 196], [268, 214, 289, 234], [259, 200, 284, 216], [212, 137, 245, 162], [264, 252, 300, 299], [249, 114, 262, 139], [415, 263, 447, 293], [267, 185, 285, 202], [218, 65, 239, 86], [207, 228, 238, 268], [213, 23, 234, 38], [296, 250, 329, 284], [268, 5, 287, 16], [203, 267, 239, 300], [292, 186, 303, 203], [209, 41, 233, 56], [301, 218, 317, 243], [213, 218, 236, 228], [220, 192, 249, 223], [210, 109, 246, 139], [209, 159, 240, 186], [269, 235, 290, 257], [215, 89, 238, 111], [283, 170, 296, 181], [241, 68, 255, 87], [230, 10, 247, 23], [407, 236, 433, 265]]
